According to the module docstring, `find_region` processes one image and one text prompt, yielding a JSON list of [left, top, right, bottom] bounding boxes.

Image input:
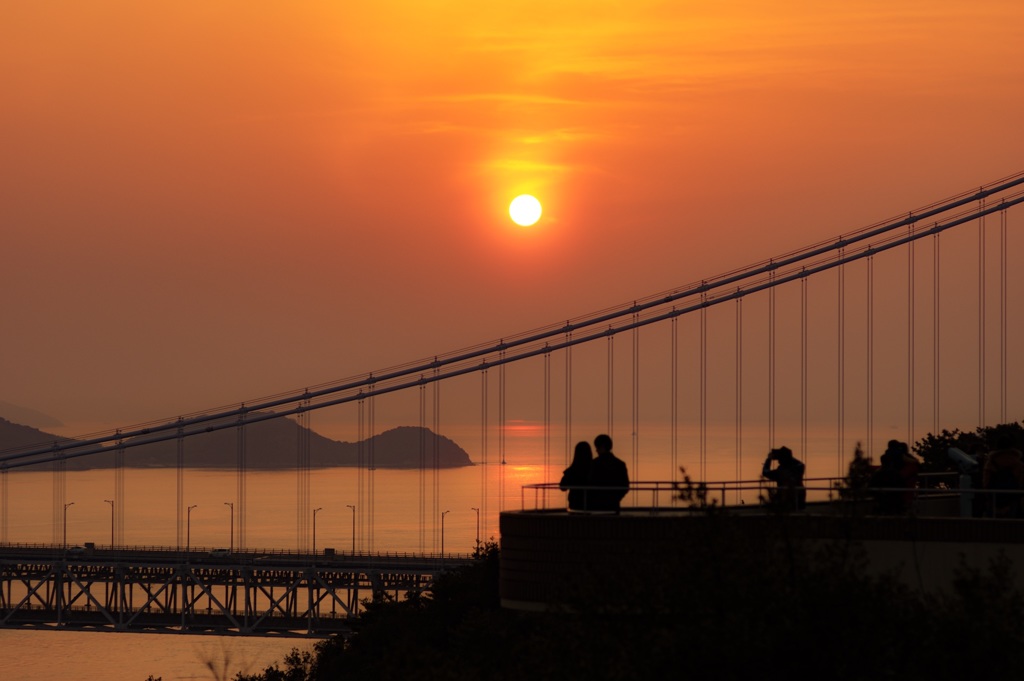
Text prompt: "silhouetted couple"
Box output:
[[560, 434, 630, 513]]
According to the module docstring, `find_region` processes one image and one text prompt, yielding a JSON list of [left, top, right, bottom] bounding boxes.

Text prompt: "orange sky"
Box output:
[[2, 1, 1023, 431]]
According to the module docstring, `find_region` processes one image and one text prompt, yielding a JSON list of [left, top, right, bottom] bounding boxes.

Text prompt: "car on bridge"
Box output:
[[208, 548, 231, 558]]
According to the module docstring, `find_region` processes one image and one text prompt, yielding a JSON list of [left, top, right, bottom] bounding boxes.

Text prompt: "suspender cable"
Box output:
[[53, 450, 65, 546], [357, 398, 364, 553], [53, 453, 61, 545], [236, 411, 247, 551], [176, 420, 184, 549], [934, 231, 941, 434], [768, 269, 776, 450], [419, 380, 426, 551], [115, 438, 124, 546], [735, 297, 743, 499], [306, 401, 314, 551], [306, 404, 312, 547], [978, 198, 986, 426], [1000, 206, 1008, 422], [499, 351, 506, 466], [908, 223, 916, 446], [480, 369, 488, 531], [700, 300, 708, 481], [499, 352, 506, 512], [368, 390, 375, 552], [544, 351, 551, 507], [671, 314, 679, 483], [296, 407, 303, 552], [801, 275, 808, 462], [296, 400, 310, 552], [607, 332, 614, 437], [632, 317, 640, 480], [565, 330, 573, 467], [867, 255, 875, 458], [838, 250, 846, 475], [433, 368, 440, 551]]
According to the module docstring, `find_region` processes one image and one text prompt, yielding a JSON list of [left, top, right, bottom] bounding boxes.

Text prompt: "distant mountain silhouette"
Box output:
[[0, 401, 63, 429], [0, 415, 472, 470], [0, 417, 74, 453]]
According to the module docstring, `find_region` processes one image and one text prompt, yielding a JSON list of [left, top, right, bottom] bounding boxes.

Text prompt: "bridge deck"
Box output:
[[0, 547, 472, 637]]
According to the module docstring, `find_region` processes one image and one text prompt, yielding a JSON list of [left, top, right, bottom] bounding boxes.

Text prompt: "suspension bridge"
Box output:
[[1, 171, 1022, 633]]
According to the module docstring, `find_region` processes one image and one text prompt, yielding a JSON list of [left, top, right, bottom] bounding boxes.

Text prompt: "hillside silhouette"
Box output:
[[0, 401, 63, 429], [0, 416, 472, 470], [0, 417, 75, 452]]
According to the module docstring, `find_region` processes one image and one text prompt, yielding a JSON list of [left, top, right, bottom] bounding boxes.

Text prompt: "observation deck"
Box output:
[[499, 478, 1024, 611]]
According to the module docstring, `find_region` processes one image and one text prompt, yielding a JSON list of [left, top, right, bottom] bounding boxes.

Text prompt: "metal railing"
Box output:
[[519, 472, 1024, 519], [0, 542, 473, 563]]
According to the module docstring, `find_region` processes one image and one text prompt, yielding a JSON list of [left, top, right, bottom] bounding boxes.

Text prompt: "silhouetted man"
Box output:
[[762, 446, 806, 510], [587, 434, 630, 513], [868, 444, 909, 512]]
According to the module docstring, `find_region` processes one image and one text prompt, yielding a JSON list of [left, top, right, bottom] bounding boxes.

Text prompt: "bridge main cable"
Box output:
[[3, 177, 1024, 469]]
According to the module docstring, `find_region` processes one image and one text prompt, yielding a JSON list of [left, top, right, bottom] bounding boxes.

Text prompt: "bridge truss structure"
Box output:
[[0, 547, 468, 637]]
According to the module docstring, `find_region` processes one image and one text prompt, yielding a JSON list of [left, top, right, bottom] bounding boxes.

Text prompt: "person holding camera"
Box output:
[[762, 446, 806, 510]]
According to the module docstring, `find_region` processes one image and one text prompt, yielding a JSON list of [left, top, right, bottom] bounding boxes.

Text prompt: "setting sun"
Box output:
[[509, 194, 542, 226]]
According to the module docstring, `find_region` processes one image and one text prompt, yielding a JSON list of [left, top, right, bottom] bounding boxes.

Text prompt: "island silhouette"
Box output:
[[0, 416, 472, 470]]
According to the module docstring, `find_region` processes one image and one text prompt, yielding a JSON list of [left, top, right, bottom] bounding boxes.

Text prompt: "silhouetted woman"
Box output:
[[560, 441, 594, 511]]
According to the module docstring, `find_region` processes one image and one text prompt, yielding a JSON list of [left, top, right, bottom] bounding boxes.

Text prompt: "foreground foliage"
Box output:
[[230, 529, 1024, 681], [914, 421, 1024, 475]]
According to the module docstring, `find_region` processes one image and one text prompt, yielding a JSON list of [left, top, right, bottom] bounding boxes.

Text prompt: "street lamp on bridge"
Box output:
[[63, 502, 75, 550], [471, 507, 480, 551], [224, 502, 234, 553], [441, 510, 450, 564], [186, 504, 198, 560], [104, 499, 114, 548], [346, 504, 355, 555], [313, 507, 323, 564]]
